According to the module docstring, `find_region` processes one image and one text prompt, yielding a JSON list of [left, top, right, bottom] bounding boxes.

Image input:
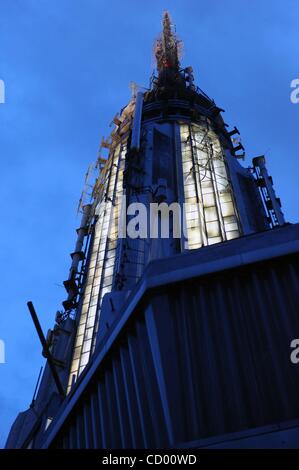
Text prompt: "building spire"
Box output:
[[154, 11, 181, 74]]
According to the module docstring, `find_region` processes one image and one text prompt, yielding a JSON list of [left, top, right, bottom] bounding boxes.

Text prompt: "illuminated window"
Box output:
[[67, 143, 127, 391], [180, 123, 240, 249]]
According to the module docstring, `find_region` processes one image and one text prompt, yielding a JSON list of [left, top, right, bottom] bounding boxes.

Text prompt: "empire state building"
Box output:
[[6, 12, 299, 449]]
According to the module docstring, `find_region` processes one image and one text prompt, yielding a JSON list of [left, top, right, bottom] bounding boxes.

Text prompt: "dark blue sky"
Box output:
[[0, 0, 298, 447]]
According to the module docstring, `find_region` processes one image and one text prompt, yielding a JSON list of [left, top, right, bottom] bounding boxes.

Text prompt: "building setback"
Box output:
[[6, 12, 299, 449]]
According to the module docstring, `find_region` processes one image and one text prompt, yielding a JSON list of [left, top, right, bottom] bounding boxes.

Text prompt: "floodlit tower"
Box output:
[[66, 11, 283, 388], [7, 13, 299, 451]]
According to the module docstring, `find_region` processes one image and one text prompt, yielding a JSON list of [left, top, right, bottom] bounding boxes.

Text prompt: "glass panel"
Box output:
[[68, 139, 127, 390], [180, 123, 240, 251], [204, 206, 218, 222]]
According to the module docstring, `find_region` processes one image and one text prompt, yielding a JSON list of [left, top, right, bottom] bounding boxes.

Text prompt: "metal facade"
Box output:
[[40, 225, 299, 449]]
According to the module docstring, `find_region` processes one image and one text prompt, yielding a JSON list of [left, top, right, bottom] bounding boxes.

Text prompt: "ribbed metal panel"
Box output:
[[49, 251, 299, 448]]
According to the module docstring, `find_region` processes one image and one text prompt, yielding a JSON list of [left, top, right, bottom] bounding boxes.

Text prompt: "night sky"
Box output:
[[0, 0, 298, 447]]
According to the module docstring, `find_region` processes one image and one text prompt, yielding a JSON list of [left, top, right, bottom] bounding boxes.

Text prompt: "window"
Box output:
[[180, 123, 240, 249]]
